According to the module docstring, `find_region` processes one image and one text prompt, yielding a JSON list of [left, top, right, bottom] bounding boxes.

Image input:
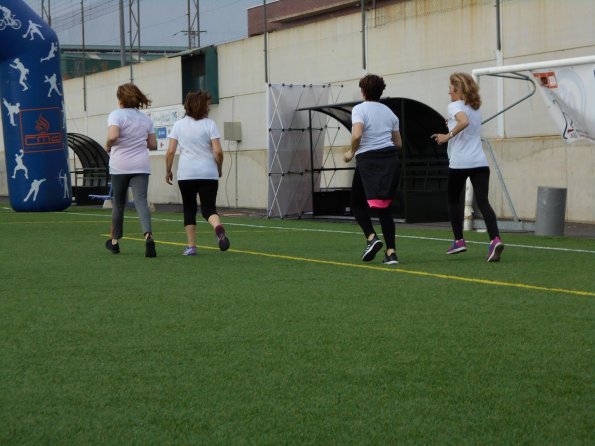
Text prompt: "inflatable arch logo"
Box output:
[[1, 0, 71, 211]]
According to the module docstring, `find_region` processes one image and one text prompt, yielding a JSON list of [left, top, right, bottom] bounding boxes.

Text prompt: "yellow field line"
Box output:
[[119, 236, 595, 298]]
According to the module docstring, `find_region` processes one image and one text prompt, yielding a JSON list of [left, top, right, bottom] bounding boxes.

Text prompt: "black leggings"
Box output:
[[178, 179, 219, 226], [351, 168, 396, 250], [447, 167, 499, 240]]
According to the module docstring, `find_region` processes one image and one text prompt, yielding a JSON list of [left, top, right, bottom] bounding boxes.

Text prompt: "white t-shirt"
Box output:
[[351, 101, 399, 156], [169, 116, 221, 180], [107, 108, 154, 174], [446, 100, 488, 169]]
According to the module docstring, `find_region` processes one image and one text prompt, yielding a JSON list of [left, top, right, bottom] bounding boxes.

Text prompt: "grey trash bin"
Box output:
[[534, 186, 567, 236]]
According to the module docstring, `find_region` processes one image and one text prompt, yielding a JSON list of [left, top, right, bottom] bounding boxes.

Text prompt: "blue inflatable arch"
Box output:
[[1, 0, 70, 211]]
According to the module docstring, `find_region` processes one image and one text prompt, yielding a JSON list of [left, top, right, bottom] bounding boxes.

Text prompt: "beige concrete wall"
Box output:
[[1, 0, 594, 222], [213, 37, 269, 208], [488, 137, 595, 223], [63, 57, 183, 143]]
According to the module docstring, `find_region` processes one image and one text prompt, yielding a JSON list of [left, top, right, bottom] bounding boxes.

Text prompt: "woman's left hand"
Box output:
[[432, 133, 449, 145]]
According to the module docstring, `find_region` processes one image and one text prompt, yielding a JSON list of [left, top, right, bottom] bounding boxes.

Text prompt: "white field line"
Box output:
[[53, 210, 595, 255]]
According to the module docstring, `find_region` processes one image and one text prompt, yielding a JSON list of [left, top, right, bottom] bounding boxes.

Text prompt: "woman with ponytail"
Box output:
[[432, 73, 504, 262]]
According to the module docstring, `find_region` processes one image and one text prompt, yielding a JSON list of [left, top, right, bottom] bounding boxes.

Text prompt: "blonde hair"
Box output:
[[116, 83, 151, 109], [450, 72, 481, 110]]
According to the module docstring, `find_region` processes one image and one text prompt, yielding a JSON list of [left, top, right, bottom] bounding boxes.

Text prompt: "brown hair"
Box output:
[[184, 90, 211, 120], [450, 72, 481, 110], [116, 83, 151, 109], [359, 74, 386, 101]]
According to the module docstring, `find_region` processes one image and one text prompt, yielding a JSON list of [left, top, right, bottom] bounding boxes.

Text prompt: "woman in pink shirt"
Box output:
[[104, 83, 157, 257]]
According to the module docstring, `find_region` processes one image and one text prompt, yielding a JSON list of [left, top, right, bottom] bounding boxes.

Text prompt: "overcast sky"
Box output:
[[22, 0, 263, 48]]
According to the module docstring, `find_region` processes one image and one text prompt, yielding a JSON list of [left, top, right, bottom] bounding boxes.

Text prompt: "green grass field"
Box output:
[[1, 202, 594, 445]]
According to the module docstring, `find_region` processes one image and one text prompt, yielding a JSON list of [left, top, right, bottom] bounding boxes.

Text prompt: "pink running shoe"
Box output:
[[446, 239, 467, 255], [215, 225, 230, 251], [487, 236, 504, 262]]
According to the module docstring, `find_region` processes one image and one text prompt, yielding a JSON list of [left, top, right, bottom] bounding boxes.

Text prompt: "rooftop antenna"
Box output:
[[41, 0, 51, 25], [186, 0, 200, 48], [128, 0, 140, 82], [119, 0, 126, 67]]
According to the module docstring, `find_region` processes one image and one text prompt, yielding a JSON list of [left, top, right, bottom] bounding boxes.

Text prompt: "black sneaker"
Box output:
[[362, 236, 383, 262], [215, 225, 230, 251], [145, 236, 156, 258], [383, 252, 399, 265], [105, 239, 120, 254]]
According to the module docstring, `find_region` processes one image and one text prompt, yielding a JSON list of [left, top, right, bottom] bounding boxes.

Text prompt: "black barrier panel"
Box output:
[[300, 98, 449, 223]]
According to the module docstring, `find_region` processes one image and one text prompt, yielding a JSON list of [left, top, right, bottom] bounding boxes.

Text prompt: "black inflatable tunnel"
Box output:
[[300, 97, 450, 223], [67, 133, 110, 205]]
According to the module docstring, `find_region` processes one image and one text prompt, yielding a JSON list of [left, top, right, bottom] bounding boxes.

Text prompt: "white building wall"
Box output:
[[214, 37, 269, 209], [1, 0, 593, 222]]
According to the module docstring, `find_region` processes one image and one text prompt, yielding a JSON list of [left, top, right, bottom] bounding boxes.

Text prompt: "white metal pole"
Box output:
[[472, 55, 595, 77], [463, 179, 474, 231]]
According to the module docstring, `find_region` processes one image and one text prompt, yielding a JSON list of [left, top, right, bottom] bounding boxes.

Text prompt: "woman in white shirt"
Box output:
[[432, 72, 504, 262], [165, 91, 229, 256], [105, 83, 157, 257], [344, 74, 402, 265]]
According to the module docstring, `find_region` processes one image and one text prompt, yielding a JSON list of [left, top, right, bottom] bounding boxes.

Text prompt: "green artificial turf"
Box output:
[[0, 203, 593, 445]]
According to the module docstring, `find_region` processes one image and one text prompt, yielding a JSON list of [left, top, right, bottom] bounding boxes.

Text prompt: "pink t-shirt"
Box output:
[[107, 108, 155, 174]]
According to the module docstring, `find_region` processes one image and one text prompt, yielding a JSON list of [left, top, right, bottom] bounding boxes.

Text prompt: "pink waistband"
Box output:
[[367, 199, 392, 209]]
